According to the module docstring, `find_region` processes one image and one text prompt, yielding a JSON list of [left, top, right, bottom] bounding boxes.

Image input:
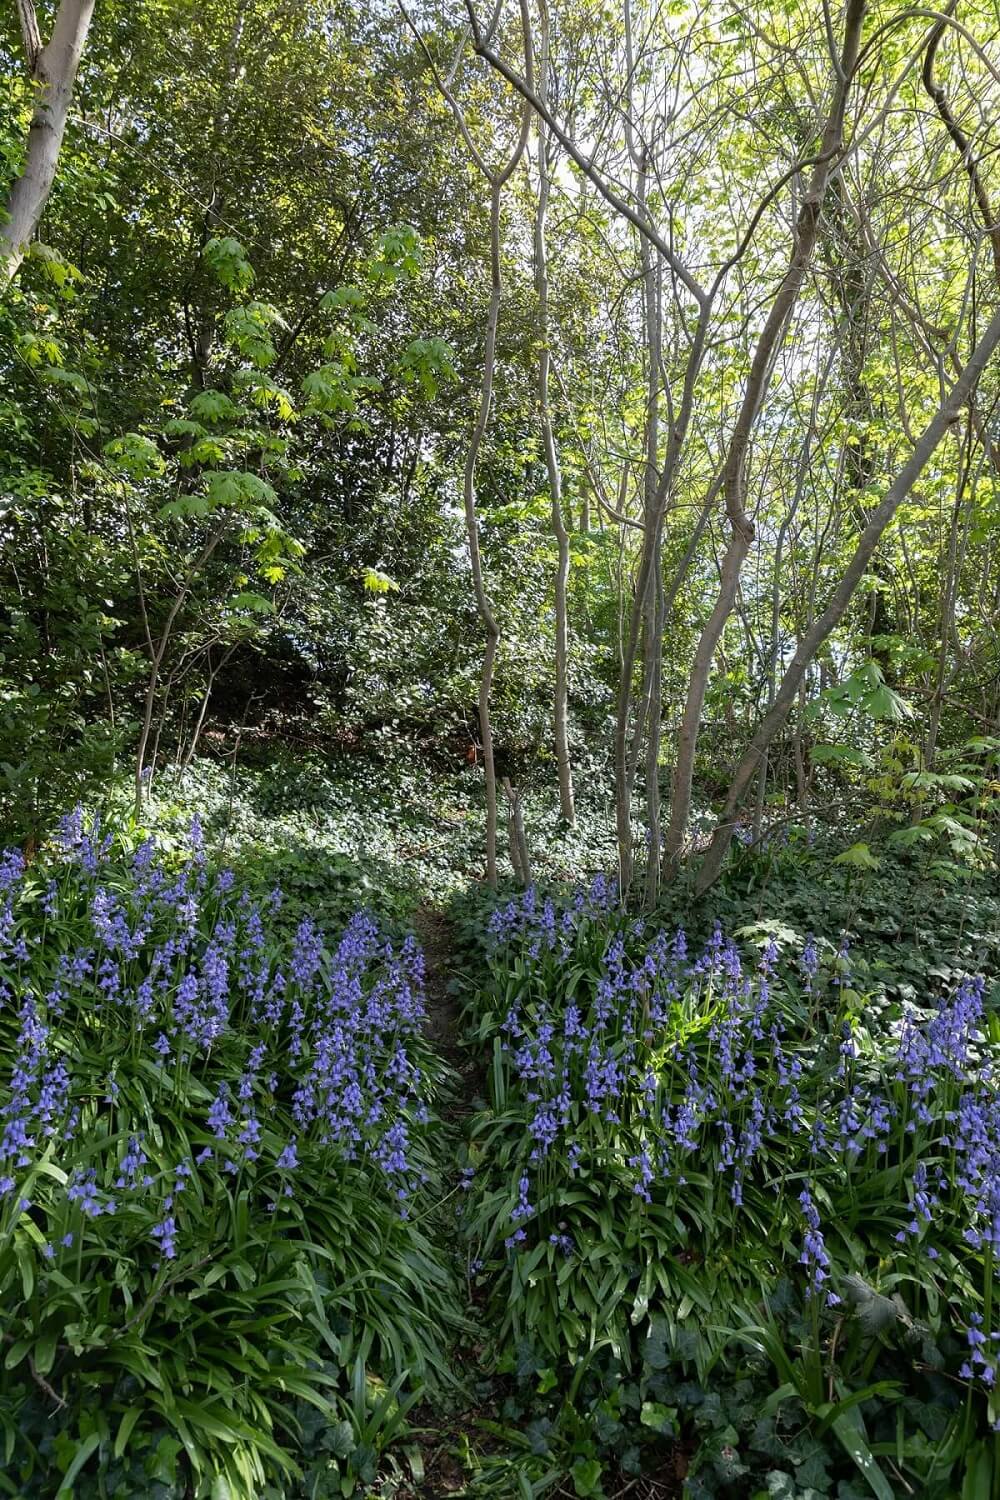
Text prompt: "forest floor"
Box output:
[[400, 905, 689, 1500], [114, 751, 1000, 1497], [404, 905, 509, 1499], [412, 905, 467, 1081]]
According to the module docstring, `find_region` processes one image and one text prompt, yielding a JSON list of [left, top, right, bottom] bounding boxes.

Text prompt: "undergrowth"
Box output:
[[3, 759, 1000, 1497]]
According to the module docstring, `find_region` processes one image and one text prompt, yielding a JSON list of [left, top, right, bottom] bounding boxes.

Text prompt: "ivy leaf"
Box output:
[[570, 1457, 604, 1498], [639, 1401, 677, 1436]]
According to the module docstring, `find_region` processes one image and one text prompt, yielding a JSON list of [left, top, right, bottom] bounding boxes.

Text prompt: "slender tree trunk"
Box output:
[[612, 328, 709, 897], [134, 528, 226, 815], [464, 180, 507, 885], [503, 777, 532, 884], [922, 1, 1000, 290], [402, 0, 529, 886], [532, 24, 575, 824], [1, 0, 96, 290], [613, 0, 689, 901], [696, 299, 1000, 892], [641, 249, 664, 908], [181, 643, 238, 772], [662, 0, 867, 878], [925, 428, 971, 769]]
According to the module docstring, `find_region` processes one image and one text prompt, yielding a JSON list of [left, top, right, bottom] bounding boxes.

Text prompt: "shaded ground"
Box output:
[[390, 907, 687, 1500], [414, 903, 485, 1110]]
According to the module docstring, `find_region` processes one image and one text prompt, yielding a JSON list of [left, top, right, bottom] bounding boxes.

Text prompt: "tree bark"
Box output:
[[399, 0, 530, 885], [1, 0, 96, 290], [662, 0, 867, 878], [465, 177, 507, 885], [922, 0, 1000, 291], [532, 12, 575, 824], [695, 298, 1000, 892]]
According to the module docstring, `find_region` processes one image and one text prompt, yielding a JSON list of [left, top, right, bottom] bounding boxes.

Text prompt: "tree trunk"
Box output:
[[464, 179, 507, 885], [402, 0, 529, 886], [925, 427, 971, 770], [662, 0, 867, 878], [0, 0, 96, 290], [639, 179, 665, 909], [532, 20, 575, 824], [695, 298, 1000, 892]]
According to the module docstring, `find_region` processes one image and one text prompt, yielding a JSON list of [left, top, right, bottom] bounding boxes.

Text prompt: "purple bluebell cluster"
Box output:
[[479, 885, 999, 1392], [0, 809, 434, 1266], [487, 874, 618, 957]]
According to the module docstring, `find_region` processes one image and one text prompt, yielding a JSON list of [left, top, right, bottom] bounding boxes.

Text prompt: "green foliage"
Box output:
[[202, 238, 256, 294], [5, 0, 1000, 1490], [0, 817, 459, 1496], [455, 882, 1000, 1496]]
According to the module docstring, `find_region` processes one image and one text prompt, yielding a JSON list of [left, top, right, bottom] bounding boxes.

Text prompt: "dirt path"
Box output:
[[413, 903, 484, 1111], [400, 906, 492, 1497], [400, 906, 683, 1499]]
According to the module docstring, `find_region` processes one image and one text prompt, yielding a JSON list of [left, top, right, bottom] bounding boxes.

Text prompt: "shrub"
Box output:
[[0, 813, 458, 1497]]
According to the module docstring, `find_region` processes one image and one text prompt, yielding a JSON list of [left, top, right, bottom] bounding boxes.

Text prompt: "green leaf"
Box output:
[[812, 744, 873, 769], [833, 842, 880, 870], [863, 685, 912, 722], [188, 390, 241, 424], [571, 1457, 604, 1497], [320, 284, 366, 311], [146, 1434, 183, 1484], [33, 1330, 57, 1375], [360, 566, 399, 594], [114, 1406, 142, 1460], [226, 591, 274, 615], [203, 236, 255, 291], [104, 434, 165, 480], [639, 1401, 677, 1435], [830, 1413, 894, 1500], [962, 1441, 994, 1500], [159, 494, 211, 520], [223, 302, 285, 367], [55, 1433, 101, 1497], [205, 470, 278, 511]]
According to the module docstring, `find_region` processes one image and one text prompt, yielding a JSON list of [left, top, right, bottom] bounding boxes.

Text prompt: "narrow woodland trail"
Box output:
[[397, 906, 494, 1498], [403, 907, 684, 1500], [413, 903, 484, 1113], [413, 905, 464, 1069]]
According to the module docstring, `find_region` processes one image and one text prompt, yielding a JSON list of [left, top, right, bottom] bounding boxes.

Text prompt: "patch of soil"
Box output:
[[413, 904, 484, 1112]]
